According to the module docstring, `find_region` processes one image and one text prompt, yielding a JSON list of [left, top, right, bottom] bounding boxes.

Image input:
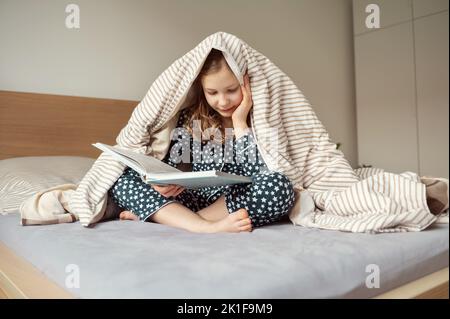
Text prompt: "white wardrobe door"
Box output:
[[354, 22, 419, 173], [414, 11, 449, 178], [413, 0, 449, 18]]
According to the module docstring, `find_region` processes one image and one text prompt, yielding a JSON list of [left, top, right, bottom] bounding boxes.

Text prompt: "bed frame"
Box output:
[[0, 90, 448, 299]]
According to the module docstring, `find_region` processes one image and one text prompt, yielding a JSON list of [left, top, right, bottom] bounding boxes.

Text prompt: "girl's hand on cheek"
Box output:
[[231, 73, 253, 126]]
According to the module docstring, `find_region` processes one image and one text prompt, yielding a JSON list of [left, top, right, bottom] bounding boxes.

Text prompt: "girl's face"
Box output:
[[201, 64, 243, 118]]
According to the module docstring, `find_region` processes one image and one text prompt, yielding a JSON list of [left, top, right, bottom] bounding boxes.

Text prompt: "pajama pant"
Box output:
[[109, 167, 296, 227]]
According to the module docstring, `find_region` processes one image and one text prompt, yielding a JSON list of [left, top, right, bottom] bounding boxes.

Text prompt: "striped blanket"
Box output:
[[29, 32, 444, 232]]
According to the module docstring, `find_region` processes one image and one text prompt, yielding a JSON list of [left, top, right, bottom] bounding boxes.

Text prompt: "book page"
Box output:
[[93, 143, 180, 174]]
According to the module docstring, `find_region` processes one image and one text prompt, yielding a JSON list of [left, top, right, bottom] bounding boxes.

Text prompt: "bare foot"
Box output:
[[210, 208, 253, 233], [119, 210, 139, 221]]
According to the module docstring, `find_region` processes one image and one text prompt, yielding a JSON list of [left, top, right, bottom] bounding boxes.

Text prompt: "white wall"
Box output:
[[0, 0, 358, 166]]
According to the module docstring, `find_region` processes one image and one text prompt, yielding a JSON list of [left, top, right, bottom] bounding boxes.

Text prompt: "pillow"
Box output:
[[0, 156, 95, 214]]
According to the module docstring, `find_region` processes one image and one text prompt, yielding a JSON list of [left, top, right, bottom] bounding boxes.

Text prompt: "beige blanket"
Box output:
[[20, 32, 446, 232]]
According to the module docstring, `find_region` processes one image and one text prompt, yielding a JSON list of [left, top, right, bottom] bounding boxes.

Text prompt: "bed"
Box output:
[[0, 90, 448, 299]]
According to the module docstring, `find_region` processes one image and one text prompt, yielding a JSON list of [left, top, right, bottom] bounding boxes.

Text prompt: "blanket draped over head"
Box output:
[[21, 32, 446, 232]]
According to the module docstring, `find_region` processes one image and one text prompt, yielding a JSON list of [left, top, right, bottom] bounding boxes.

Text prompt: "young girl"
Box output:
[[108, 49, 296, 233]]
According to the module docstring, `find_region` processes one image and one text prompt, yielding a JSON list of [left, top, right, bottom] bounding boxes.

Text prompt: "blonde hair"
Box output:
[[183, 49, 232, 144]]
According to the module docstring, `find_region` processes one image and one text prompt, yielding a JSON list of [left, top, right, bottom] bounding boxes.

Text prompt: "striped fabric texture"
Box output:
[[68, 32, 441, 232]]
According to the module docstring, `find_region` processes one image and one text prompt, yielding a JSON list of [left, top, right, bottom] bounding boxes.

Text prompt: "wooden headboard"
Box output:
[[0, 90, 138, 159]]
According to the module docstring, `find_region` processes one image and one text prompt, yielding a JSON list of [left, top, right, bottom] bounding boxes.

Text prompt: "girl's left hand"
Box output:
[[231, 72, 253, 126], [151, 184, 185, 198]]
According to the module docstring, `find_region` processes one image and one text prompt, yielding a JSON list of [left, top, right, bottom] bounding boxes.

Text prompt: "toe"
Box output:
[[234, 208, 249, 219], [237, 218, 252, 227], [239, 224, 252, 232]]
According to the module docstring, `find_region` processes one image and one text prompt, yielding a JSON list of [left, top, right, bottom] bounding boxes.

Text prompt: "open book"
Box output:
[[92, 143, 252, 189]]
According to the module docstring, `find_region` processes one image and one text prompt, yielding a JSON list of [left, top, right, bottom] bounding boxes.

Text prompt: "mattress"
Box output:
[[0, 212, 448, 298]]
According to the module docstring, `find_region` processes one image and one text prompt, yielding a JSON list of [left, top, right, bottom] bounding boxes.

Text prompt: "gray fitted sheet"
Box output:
[[0, 212, 448, 299]]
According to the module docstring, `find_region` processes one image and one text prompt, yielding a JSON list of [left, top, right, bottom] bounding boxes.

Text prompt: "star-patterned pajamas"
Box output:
[[109, 109, 296, 227]]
